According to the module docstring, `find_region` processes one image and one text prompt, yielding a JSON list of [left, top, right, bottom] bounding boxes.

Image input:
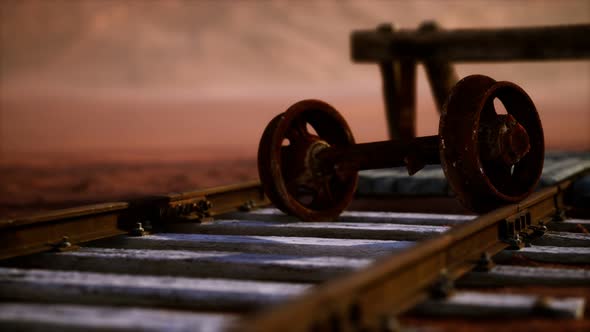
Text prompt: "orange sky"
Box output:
[[1, 0, 589, 160]]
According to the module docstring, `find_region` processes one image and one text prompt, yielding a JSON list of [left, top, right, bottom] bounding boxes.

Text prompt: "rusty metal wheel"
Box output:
[[257, 100, 358, 221], [440, 75, 544, 212]]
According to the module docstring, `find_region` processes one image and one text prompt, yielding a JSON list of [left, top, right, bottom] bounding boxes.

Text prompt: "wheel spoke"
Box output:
[[286, 118, 310, 145], [483, 160, 513, 192], [311, 179, 334, 207], [281, 145, 311, 185]]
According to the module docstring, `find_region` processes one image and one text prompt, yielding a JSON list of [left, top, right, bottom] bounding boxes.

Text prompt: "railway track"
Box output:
[[0, 164, 588, 331]]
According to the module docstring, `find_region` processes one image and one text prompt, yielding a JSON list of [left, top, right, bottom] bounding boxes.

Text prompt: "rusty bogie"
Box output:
[[259, 76, 544, 220], [257, 100, 358, 221], [439, 75, 544, 212]]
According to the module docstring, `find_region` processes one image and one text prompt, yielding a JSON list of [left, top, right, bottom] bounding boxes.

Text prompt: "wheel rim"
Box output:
[[439, 75, 544, 212], [257, 100, 358, 221]]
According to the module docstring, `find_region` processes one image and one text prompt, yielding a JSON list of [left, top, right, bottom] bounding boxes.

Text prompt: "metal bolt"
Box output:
[[198, 200, 212, 212], [57, 236, 72, 249], [530, 224, 548, 237], [51, 236, 79, 252], [480, 114, 531, 165], [240, 200, 256, 212], [506, 233, 525, 250], [130, 222, 146, 236]]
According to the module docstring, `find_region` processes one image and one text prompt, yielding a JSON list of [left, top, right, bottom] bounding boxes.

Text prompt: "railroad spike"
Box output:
[[258, 75, 544, 221], [50, 236, 79, 252]]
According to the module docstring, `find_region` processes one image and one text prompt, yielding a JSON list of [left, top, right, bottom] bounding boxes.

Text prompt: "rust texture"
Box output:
[[257, 100, 358, 222], [440, 75, 544, 213], [257, 75, 543, 220]]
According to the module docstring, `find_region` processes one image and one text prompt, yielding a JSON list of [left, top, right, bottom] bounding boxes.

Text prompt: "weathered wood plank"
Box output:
[[0, 303, 235, 332], [166, 220, 448, 241], [458, 265, 590, 287], [224, 209, 474, 226], [339, 211, 473, 225], [89, 234, 414, 258], [0, 267, 309, 312], [6, 248, 371, 282], [357, 166, 449, 196], [354, 154, 590, 196], [539, 158, 590, 186], [532, 231, 590, 247], [495, 246, 590, 264], [413, 291, 585, 319]]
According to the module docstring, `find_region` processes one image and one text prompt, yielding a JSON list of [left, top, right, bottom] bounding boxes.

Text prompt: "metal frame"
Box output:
[[352, 22, 590, 140]]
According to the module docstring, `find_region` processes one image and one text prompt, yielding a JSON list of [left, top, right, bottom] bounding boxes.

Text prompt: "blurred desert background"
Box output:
[[1, 0, 589, 218]]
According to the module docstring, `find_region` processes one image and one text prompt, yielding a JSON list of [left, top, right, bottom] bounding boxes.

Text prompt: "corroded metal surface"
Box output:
[[257, 100, 358, 221], [258, 75, 543, 220], [0, 181, 269, 260], [440, 75, 544, 212]]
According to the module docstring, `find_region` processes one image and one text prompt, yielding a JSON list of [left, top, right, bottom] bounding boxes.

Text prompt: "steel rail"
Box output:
[[352, 24, 590, 63], [239, 177, 579, 332], [0, 181, 269, 260]]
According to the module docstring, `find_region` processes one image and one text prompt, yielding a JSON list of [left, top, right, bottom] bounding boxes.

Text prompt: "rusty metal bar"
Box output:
[[317, 135, 439, 175], [352, 24, 590, 63], [0, 181, 269, 260], [0, 203, 129, 260], [239, 177, 579, 332]]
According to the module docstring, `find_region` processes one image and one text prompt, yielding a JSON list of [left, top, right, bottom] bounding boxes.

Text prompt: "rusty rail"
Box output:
[[239, 177, 579, 331], [0, 181, 269, 260]]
